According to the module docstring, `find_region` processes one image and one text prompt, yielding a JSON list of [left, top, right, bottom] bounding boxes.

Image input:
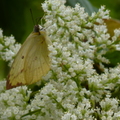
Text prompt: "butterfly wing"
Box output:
[[6, 31, 51, 89], [24, 33, 50, 84]]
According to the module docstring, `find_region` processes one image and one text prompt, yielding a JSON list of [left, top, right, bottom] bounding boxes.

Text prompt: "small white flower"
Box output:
[[114, 29, 120, 37], [0, 44, 4, 50], [0, 29, 3, 38], [4, 36, 15, 46]]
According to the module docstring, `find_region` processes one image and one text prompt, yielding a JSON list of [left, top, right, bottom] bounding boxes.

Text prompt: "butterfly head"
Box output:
[[33, 25, 40, 32], [33, 25, 45, 34]]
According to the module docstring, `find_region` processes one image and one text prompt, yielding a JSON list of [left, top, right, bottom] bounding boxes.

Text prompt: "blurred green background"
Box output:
[[0, 0, 120, 80]]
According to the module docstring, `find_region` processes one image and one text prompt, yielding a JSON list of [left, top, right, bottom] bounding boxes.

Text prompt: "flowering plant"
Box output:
[[0, 0, 120, 119]]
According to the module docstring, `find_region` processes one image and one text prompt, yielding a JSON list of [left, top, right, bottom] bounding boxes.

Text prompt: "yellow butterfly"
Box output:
[[6, 25, 51, 89]]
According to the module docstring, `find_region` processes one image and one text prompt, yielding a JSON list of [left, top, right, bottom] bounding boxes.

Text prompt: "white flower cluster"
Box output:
[[0, 86, 31, 120], [0, 29, 21, 66], [1, 0, 120, 119], [43, 0, 113, 65]]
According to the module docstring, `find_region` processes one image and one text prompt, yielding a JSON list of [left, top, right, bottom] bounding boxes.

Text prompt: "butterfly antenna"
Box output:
[[36, 17, 42, 25], [30, 9, 35, 26]]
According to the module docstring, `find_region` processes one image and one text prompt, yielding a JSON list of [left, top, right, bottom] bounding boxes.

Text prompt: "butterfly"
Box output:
[[6, 25, 51, 89]]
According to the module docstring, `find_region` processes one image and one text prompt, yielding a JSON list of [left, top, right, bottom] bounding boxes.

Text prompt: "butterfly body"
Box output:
[[6, 25, 51, 89]]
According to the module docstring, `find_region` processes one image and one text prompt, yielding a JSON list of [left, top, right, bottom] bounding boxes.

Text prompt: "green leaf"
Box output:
[[105, 51, 120, 66], [66, 0, 97, 15]]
